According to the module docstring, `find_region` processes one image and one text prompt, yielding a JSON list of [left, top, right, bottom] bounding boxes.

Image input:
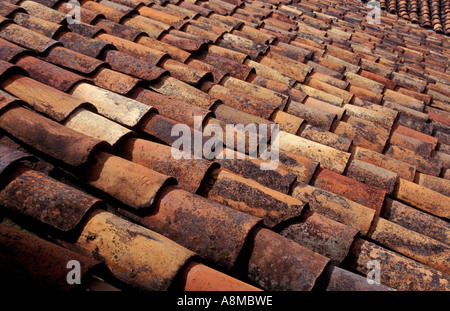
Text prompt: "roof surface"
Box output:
[[0, 0, 449, 292]]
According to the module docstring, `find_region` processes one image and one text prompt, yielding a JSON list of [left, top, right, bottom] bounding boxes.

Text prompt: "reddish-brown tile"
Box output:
[[44, 46, 105, 74], [247, 228, 329, 291], [280, 209, 358, 265], [118, 138, 215, 194], [96, 33, 167, 65], [384, 197, 449, 244], [178, 262, 261, 291], [0, 23, 59, 53], [15, 55, 85, 92], [103, 49, 167, 82], [311, 167, 386, 214], [0, 106, 107, 167], [124, 186, 262, 270], [0, 224, 100, 290], [0, 165, 102, 231], [1, 74, 87, 122], [75, 209, 195, 290], [206, 168, 304, 227], [348, 238, 450, 291], [132, 87, 212, 128]]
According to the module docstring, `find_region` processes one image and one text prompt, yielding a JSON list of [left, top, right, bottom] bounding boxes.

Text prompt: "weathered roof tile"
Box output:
[[0, 23, 59, 53], [82, 1, 127, 23], [0, 224, 100, 290], [15, 55, 85, 92], [96, 33, 167, 65], [103, 49, 166, 81], [1, 74, 88, 122], [44, 46, 105, 74], [132, 87, 212, 128], [84, 151, 174, 209], [384, 198, 450, 244], [20, 0, 67, 23], [12, 12, 63, 38], [0, 165, 103, 231], [74, 209, 195, 290], [70, 82, 153, 127], [123, 186, 262, 270], [0, 106, 108, 167], [247, 228, 329, 291], [206, 168, 304, 227], [118, 138, 214, 193]]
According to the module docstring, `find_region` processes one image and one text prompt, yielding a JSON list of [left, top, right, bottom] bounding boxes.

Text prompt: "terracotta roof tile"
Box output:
[[292, 183, 376, 235], [206, 83, 277, 119], [90, 67, 141, 94], [44, 46, 105, 74], [280, 209, 358, 266], [70, 82, 153, 127], [124, 186, 262, 270], [54, 32, 112, 58], [96, 33, 167, 65], [12, 12, 64, 38], [392, 198, 444, 236], [279, 130, 351, 174], [415, 171, 450, 197], [132, 87, 212, 128], [135, 36, 190, 62], [286, 100, 336, 130], [121, 17, 171, 39], [300, 124, 351, 152], [345, 158, 398, 194], [179, 261, 261, 291], [54, 1, 103, 24], [0, 1, 24, 17], [0, 224, 101, 290], [137, 5, 186, 28], [396, 114, 434, 135], [0, 22, 59, 52], [74, 209, 194, 290], [136, 112, 202, 147], [85, 151, 175, 209], [82, 1, 128, 23], [14, 55, 86, 92], [0, 59, 25, 80], [251, 75, 305, 101], [20, 0, 67, 23], [149, 75, 218, 109], [0, 143, 35, 178], [221, 76, 288, 109], [118, 138, 214, 193], [179, 2, 213, 17], [206, 168, 304, 227], [199, 50, 253, 80], [0, 165, 102, 231], [63, 108, 134, 146], [94, 18, 145, 41], [103, 49, 167, 81], [349, 238, 449, 291], [1, 74, 89, 122], [0, 106, 108, 167], [245, 228, 329, 291]]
